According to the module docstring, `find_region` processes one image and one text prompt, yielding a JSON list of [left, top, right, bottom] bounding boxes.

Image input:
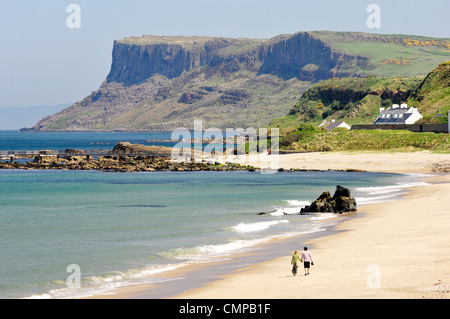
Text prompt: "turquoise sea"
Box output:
[[0, 130, 175, 151], [0, 131, 429, 298]]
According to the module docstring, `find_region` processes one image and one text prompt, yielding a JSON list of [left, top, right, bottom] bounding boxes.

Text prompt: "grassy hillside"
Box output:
[[313, 31, 450, 78], [272, 62, 450, 153], [269, 76, 423, 131], [408, 61, 450, 123], [270, 61, 450, 134]]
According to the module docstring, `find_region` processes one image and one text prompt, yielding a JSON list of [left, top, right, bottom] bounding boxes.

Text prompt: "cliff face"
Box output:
[[106, 32, 365, 86], [107, 42, 191, 85], [106, 40, 225, 85], [24, 32, 450, 132], [257, 32, 366, 80]]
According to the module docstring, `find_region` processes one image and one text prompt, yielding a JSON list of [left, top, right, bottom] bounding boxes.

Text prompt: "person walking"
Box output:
[[291, 251, 301, 276], [301, 247, 314, 275]]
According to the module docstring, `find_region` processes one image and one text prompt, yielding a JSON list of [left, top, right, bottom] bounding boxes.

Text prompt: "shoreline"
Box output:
[[1, 149, 448, 174], [172, 173, 450, 299], [81, 151, 450, 299], [85, 211, 357, 299]]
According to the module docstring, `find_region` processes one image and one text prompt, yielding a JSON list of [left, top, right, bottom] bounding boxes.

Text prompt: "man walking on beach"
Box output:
[[291, 251, 301, 276], [301, 247, 314, 275]]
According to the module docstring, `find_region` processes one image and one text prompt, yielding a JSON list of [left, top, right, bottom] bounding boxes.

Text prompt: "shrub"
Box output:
[[297, 123, 317, 132]]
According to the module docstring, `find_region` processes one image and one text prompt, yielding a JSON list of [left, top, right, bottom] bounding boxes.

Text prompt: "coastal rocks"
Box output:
[[0, 154, 258, 173], [0, 142, 260, 172], [300, 185, 357, 214], [112, 141, 173, 155], [431, 161, 450, 173]]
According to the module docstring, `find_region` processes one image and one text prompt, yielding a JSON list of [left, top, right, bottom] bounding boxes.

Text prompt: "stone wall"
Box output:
[[351, 123, 448, 133]]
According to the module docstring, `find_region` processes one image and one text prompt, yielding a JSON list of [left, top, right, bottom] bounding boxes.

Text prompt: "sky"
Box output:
[[0, 0, 449, 110]]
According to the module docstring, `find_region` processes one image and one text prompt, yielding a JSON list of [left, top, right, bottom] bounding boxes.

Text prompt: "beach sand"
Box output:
[[89, 151, 450, 299], [225, 150, 450, 174], [174, 173, 450, 299]]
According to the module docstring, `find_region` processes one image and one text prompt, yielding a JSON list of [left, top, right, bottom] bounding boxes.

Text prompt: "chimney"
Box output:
[[331, 119, 335, 123]]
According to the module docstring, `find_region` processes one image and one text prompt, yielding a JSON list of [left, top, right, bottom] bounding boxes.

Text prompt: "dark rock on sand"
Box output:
[[300, 185, 357, 214]]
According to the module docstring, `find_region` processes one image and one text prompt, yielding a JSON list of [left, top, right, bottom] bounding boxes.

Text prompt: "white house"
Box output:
[[325, 119, 351, 131], [373, 103, 423, 125]]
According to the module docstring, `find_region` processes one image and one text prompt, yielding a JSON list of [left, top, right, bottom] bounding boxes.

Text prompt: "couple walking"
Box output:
[[291, 247, 314, 276]]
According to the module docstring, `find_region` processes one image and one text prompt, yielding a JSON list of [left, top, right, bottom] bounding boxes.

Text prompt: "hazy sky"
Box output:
[[0, 0, 449, 109]]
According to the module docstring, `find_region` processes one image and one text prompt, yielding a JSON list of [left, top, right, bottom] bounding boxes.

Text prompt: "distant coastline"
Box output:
[[18, 128, 175, 133]]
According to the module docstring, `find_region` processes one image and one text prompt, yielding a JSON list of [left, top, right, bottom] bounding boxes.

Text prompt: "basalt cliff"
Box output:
[[24, 31, 450, 132]]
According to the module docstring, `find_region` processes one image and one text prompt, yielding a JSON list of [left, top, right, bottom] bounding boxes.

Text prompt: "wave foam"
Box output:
[[356, 182, 430, 195], [230, 220, 289, 233], [270, 200, 309, 216], [355, 181, 430, 205], [25, 263, 188, 299]]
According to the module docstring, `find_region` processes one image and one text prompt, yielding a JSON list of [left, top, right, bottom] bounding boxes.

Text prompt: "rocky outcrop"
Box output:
[[0, 156, 258, 173], [24, 32, 364, 132], [300, 185, 357, 213], [23, 32, 447, 132], [107, 41, 206, 86], [106, 32, 367, 87], [258, 32, 367, 80], [0, 142, 258, 173], [112, 141, 173, 155]]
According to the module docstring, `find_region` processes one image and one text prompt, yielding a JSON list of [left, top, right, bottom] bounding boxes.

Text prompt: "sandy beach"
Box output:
[[175, 173, 450, 299], [225, 150, 450, 174], [89, 151, 450, 299]]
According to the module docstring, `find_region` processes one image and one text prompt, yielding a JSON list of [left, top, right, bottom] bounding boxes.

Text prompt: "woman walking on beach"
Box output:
[[301, 247, 314, 275], [291, 251, 301, 276]]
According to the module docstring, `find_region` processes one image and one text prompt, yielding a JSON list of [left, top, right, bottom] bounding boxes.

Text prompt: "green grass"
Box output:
[[280, 129, 450, 153], [46, 110, 102, 130], [269, 76, 423, 133], [330, 42, 450, 77], [312, 31, 450, 78]]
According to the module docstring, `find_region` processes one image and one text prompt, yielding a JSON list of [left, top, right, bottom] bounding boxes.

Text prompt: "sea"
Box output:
[[0, 131, 430, 298]]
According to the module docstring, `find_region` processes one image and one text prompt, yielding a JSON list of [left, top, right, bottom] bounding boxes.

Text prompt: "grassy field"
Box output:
[[313, 31, 450, 78], [279, 129, 450, 153]]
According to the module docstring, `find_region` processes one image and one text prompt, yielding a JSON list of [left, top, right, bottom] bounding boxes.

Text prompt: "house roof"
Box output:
[[326, 121, 348, 130], [373, 108, 414, 124]]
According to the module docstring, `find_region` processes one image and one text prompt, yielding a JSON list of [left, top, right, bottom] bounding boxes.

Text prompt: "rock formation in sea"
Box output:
[[300, 185, 357, 213]]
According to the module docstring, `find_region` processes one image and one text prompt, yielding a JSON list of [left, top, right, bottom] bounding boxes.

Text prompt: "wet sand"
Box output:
[[174, 173, 450, 299]]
